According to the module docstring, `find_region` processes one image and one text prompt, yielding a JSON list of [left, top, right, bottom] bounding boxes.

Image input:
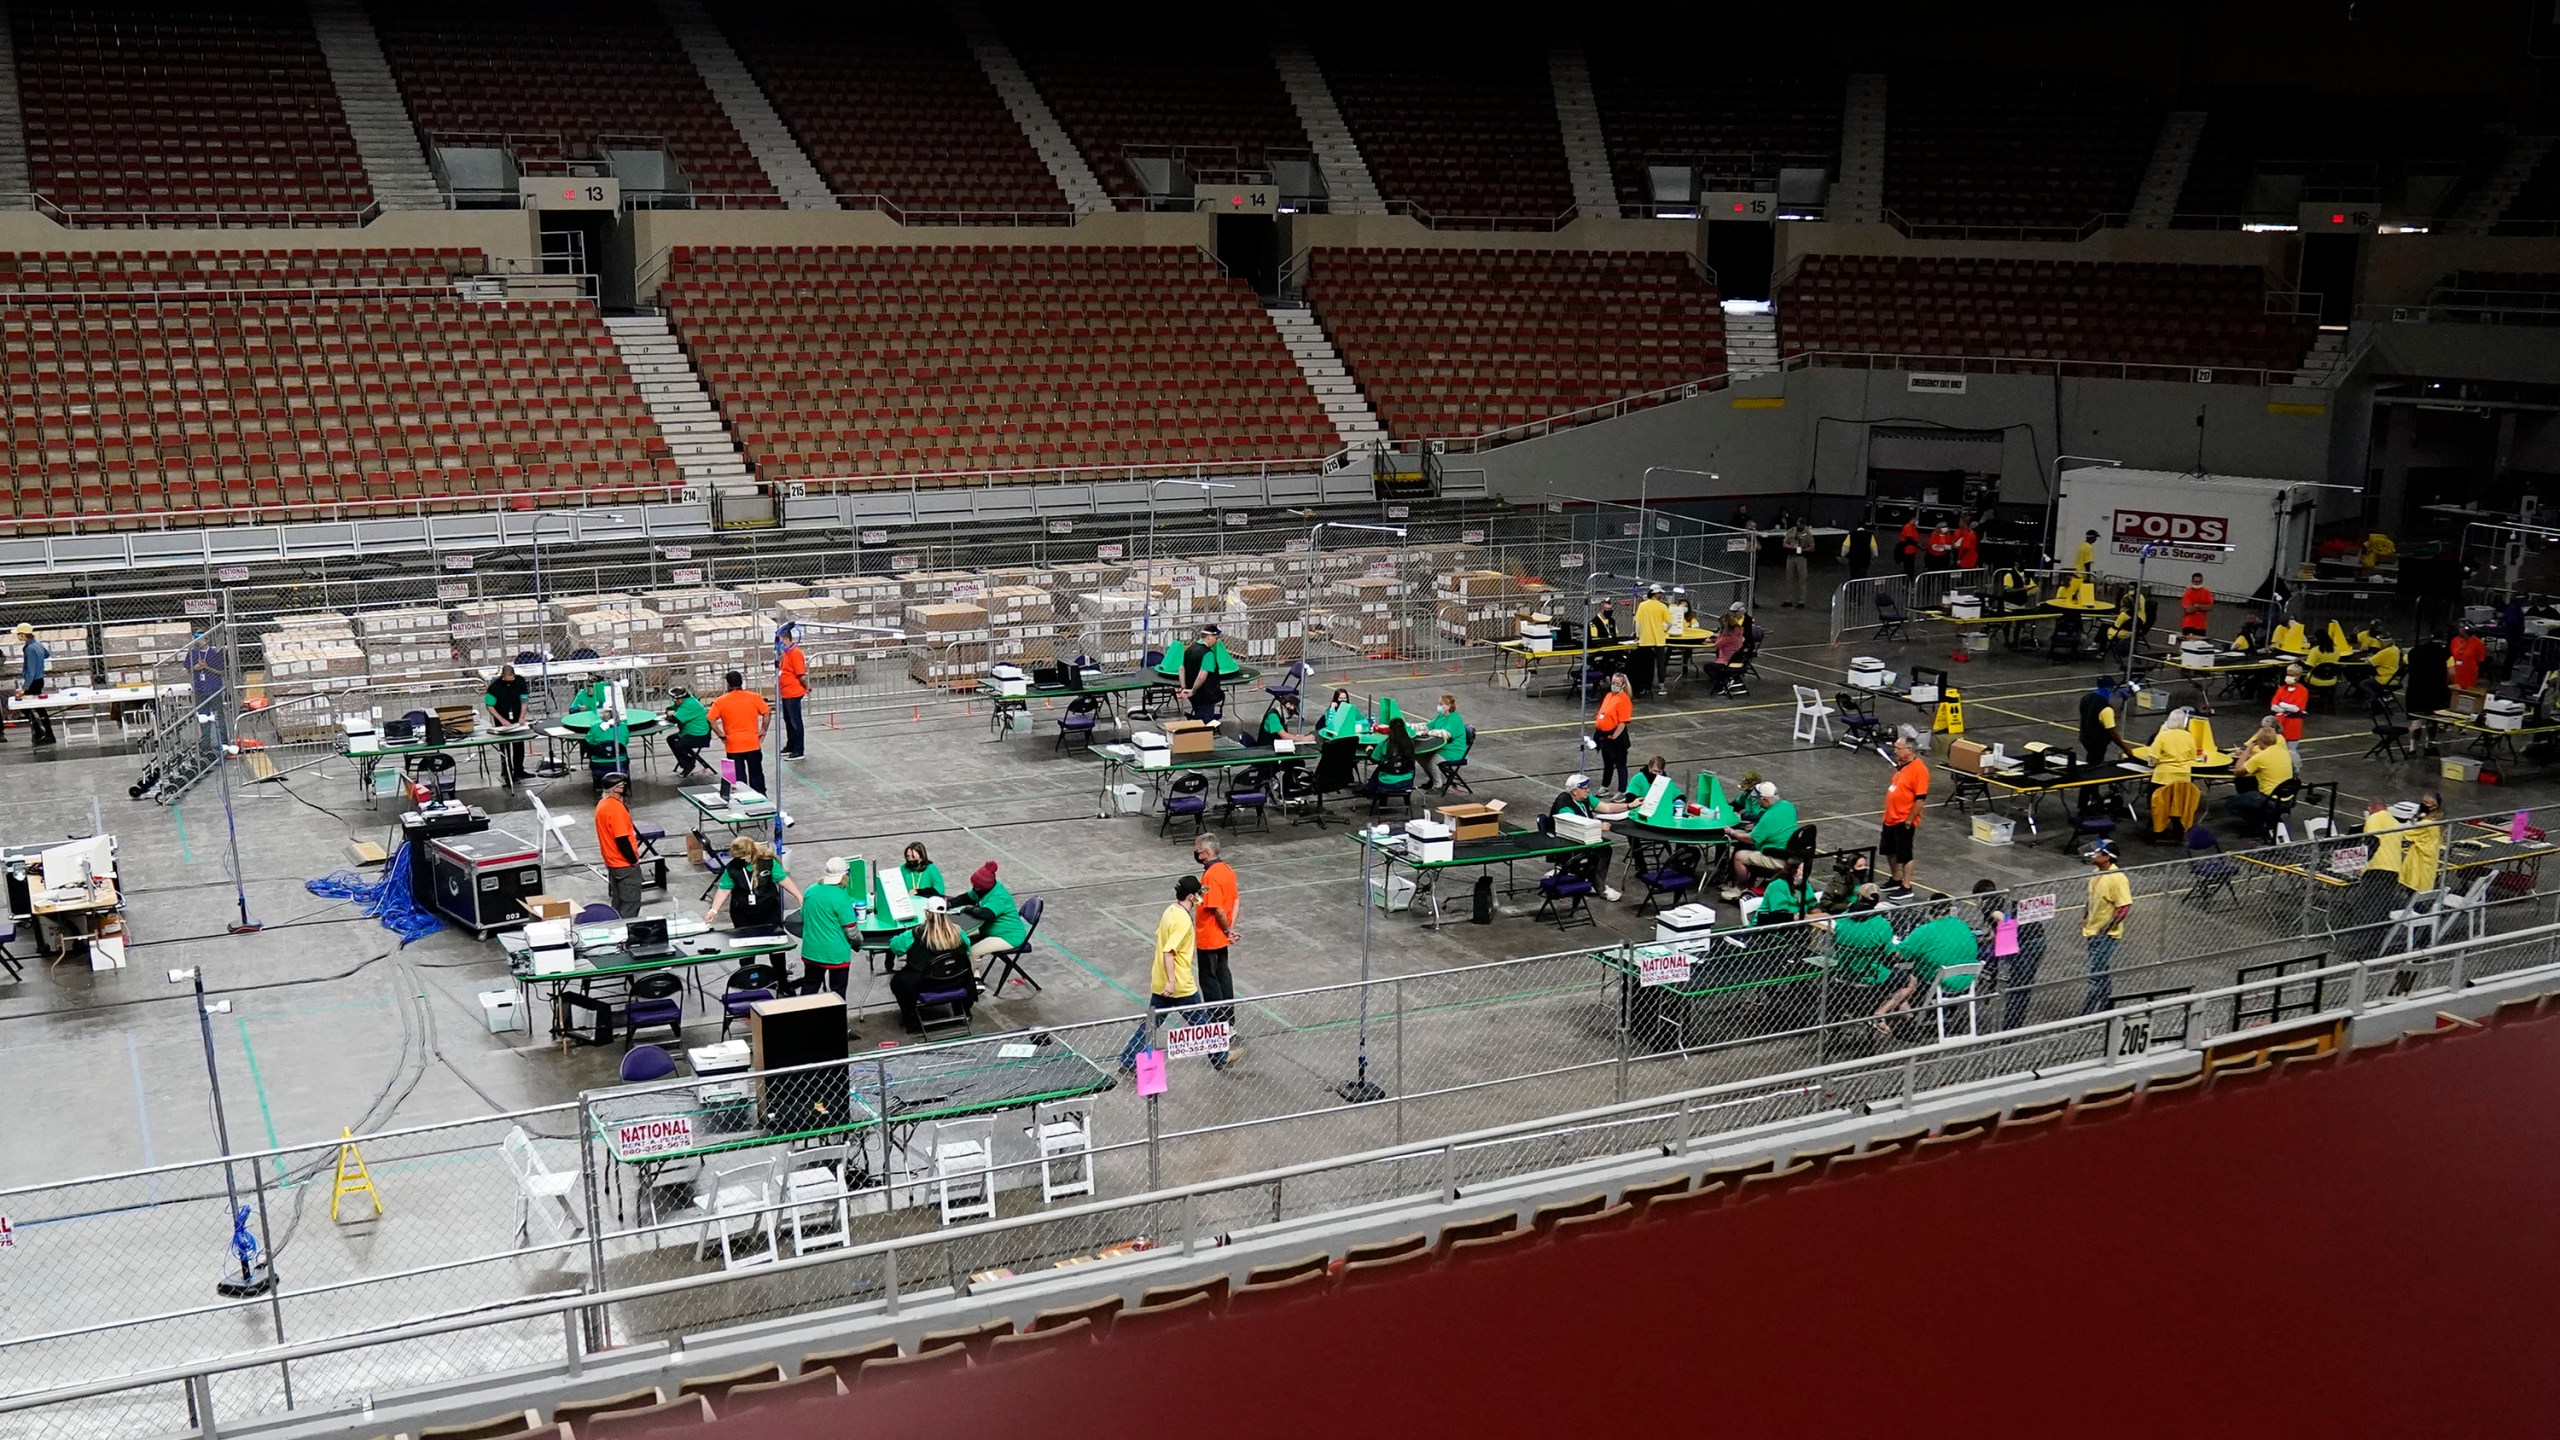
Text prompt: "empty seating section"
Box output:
[[2176, 90, 2496, 221], [2429, 271, 2560, 315], [0, 248, 672, 527], [1586, 52, 1840, 213], [1883, 76, 2158, 232], [659, 246, 1335, 481], [1305, 248, 1720, 437], [370, 0, 774, 206], [1314, 46, 1573, 225], [1780, 256, 2315, 373], [997, 11, 1310, 202], [720, 9, 1063, 217], [14, 0, 369, 223]]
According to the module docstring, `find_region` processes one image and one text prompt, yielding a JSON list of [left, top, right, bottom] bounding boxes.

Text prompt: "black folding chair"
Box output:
[[1874, 593, 1910, 641]]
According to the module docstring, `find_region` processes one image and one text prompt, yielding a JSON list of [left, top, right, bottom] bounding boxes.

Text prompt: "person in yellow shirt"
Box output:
[[2074, 529, 2099, 577], [2136, 708, 2202, 843], [1120, 875, 1222, 1073], [2227, 719, 2294, 834], [2399, 791, 2444, 893], [1632, 585, 1673, 697], [2080, 843, 2133, 1013], [2342, 798, 2416, 962]]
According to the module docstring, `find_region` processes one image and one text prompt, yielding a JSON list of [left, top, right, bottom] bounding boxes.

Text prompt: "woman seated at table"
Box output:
[[702, 836, 803, 932], [1813, 892, 1895, 999], [898, 841, 944, 898], [1255, 693, 1309, 747], [1751, 855, 1813, 925], [1315, 688, 1364, 742], [2231, 613, 2268, 653], [886, 900, 977, 1035], [1424, 695, 1469, 790], [1699, 614, 1749, 697], [1360, 717, 1419, 811]]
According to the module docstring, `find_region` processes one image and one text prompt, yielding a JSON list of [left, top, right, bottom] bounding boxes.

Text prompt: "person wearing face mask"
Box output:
[[1424, 693, 1470, 790], [897, 840, 944, 898], [1191, 833, 1243, 1053], [2398, 791, 2444, 894], [1316, 688, 1364, 742]]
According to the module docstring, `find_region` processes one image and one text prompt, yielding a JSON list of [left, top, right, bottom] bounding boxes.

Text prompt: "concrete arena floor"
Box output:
[[2, 563, 2538, 1192]]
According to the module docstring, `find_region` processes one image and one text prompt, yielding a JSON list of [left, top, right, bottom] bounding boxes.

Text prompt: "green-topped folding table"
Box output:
[[502, 922, 796, 1043], [585, 1030, 1114, 1221], [345, 724, 531, 806], [1593, 940, 1828, 1054], [1085, 729, 1444, 819], [1018, 662, 1262, 730], [1353, 820, 1609, 928], [680, 782, 778, 842], [546, 707, 670, 778]]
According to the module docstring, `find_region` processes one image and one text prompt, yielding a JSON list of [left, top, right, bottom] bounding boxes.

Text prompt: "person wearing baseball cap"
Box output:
[[795, 855, 863, 998], [2080, 842, 2131, 1014], [1550, 773, 1630, 903], [1724, 780, 1800, 895], [10, 622, 49, 746], [1121, 873, 1221, 1073], [592, 774, 646, 918], [664, 683, 713, 780], [956, 860, 1029, 965]]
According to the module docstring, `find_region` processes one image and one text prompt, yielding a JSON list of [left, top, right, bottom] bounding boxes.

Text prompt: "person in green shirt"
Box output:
[[1877, 908, 1982, 1030], [795, 856, 862, 998], [1425, 693, 1470, 791], [665, 685, 713, 779], [1255, 693, 1307, 747], [1726, 780, 1802, 893], [1819, 898, 1897, 986], [1752, 856, 1811, 925], [1361, 717, 1419, 810], [583, 709, 629, 788], [1315, 688, 1364, 743], [957, 861, 1030, 962], [898, 840, 945, 898], [569, 678, 612, 716]]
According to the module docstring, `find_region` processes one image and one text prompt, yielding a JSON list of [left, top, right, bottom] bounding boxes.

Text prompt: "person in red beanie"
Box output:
[[956, 860, 1029, 963]]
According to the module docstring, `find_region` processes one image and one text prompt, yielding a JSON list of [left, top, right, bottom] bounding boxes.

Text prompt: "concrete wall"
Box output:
[[1775, 219, 2290, 273], [1471, 365, 2339, 514], [627, 208, 1220, 299]]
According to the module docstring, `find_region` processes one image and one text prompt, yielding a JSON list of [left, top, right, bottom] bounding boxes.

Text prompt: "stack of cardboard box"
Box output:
[[450, 600, 549, 669], [679, 615, 762, 691], [734, 581, 809, 618], [260, 623, 366, 694], [1220, 582, 1303, 664], [980, 586, 1060, 666], [97, 621, 194, 686], [774, 596, 868, 679], [352, 607, 459, 686], [905, 602, 991, 685], [1072, 589, 1152, 668], [564, 606, 666, 659], [1434, 569, 1518, 645], [649, 586, 736, 620], [1323, 575, 1405, 654]]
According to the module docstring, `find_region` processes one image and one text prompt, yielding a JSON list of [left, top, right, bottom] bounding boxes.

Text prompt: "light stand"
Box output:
[[172, 967, 278, 1299], [765, 619, 904, 857], [1301, 519, 1408, 683], [1636, 466, 1719, 586], [1312, 521, 1405, 1107], [528, 508, 627, 614]]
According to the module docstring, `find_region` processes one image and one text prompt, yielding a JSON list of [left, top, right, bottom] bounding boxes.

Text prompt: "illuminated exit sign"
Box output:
[[1199, 189, 1276, 215]]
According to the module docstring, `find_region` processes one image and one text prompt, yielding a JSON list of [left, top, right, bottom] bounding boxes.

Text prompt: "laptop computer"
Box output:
[[624, 917, 680, 960]]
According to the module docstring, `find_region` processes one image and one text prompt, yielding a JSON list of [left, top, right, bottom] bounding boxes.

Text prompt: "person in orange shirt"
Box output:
[[2270, 664, 2311, 771], [1880, 732, 1930, 896], [2449, 625, 2487, 691], [593, 772, 646, 917], [775, 622, 810, 760], [1191, 833, 1242, 1057], [706, 670, 772, 795], [1953, 519, 1980, 571], [1592, 672, 1635, 797], [2179, 574, 2214, 633]]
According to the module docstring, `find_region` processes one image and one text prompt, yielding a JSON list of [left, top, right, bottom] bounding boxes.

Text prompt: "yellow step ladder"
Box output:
[[330, 1128, 382, 1222]]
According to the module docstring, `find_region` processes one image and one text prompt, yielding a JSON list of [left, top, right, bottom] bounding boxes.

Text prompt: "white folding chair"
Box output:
[[782, 1144, 853, 1256], [1790, 686, 1835, 745], [526, 792, 580, 866], [1933, 961, 1985, 1042], [500, 1125, 582, 1246], [1028, 1099, 1094, 1205], [2439, 872, 2498, 942], [2383, 888, 2448, 956], [932, 1117, 995, 1226], [696, 1153, 779, 1270]]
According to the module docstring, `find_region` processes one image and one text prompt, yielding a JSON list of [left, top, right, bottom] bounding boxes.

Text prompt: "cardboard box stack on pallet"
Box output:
[[816, 580, 909, 662], [650, 586, 737, 621], [897, 571, 976, 604], [980, 586, 1060, 666], [98, 621, 193, 686], [260, 617, 365, 695], [679, 615, 761, 691], [451, 600, 549, 669], [1433, 569, 1520, 645], [773, 595, 867, 678], [353, 607, 460, 687], [906, 603, 991, 686], [1073, 589, 1151, 669], [1323, 575, 1405, 655], [564, 606, 666, 662], [1221, 581, 1302, 664]]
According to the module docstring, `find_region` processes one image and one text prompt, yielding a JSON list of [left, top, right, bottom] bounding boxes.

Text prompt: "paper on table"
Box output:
[[1134, 1050, 1167, 1097], [1993, 917, 2020, 958]]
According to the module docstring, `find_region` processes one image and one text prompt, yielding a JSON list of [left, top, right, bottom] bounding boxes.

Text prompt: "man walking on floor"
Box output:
[[775, 622, 809, 760], [11, 623, 51, 746], [594, 773, 646, 918], [1193, 834, 1242, 1062], [2080, 842, 2133, 1014], [1120, 874, 1223, 1073], [707, 670, 771, 795]]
